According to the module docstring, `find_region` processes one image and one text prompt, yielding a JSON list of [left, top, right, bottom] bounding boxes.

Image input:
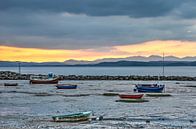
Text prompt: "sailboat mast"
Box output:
[[18, 62, 21, 75], [162, 53, 165, 77]]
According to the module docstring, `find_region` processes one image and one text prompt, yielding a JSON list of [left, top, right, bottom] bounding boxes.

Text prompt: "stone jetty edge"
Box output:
[[1, 71, 196, 81]]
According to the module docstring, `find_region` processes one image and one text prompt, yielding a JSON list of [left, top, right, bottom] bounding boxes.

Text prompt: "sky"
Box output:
[[0, 0, 196, 62]]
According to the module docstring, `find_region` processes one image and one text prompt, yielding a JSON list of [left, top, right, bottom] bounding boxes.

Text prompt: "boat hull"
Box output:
[[56, 84, 77, 89], [146, 93, 171, 97], [30, 78, 59, 84], [135, 84, 165, 93], [52, 111, 91, 122], [4, 83, 18, 86], [116, 99, 149, 103], [119, 94, 144, 99]]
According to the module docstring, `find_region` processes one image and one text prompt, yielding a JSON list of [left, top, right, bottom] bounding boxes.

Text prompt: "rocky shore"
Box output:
[[1, 71, 196, 81]]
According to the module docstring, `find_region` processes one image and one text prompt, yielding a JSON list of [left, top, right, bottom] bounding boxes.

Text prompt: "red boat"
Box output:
[[119, 94, 144, 99], [30, 77, 59, 84]]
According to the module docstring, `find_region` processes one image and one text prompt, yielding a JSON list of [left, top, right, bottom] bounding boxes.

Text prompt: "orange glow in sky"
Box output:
[[1, 40, 196, 62]]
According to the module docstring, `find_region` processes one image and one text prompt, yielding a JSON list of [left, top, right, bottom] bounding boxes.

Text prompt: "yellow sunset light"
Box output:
[[1, 40, 196, 62]]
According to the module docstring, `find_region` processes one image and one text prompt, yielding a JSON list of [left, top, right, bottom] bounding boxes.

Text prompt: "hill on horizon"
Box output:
[[1, 55, 196, 67]]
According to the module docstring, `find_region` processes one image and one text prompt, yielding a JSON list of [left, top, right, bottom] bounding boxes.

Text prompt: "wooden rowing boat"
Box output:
[[116, 99, 149, 103], [4, 83, 18, 86], [119, 94, 144, 99], [56, 84, 77, 89], [146, 93, 171, 97], [52, 111, 92, 122], [30, 77, 59, 84]]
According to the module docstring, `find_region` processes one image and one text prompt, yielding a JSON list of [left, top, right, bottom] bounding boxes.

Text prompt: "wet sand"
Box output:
[[0, 80, 196, 129]]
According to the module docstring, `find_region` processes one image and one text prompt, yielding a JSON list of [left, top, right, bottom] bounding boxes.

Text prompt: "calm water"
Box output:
[[0, 66, 196, 76]]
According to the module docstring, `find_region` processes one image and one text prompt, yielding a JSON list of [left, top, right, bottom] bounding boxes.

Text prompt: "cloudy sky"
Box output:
[[1, 0, 196, 62]]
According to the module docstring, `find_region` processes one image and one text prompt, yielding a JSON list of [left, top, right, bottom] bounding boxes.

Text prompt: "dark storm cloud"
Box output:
[[0, 0, 196, 49], [0, 0, 186, 17]]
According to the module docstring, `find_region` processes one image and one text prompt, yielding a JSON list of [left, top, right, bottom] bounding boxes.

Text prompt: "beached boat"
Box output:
[[30, 77, 59, 84], [4, 83, 18, 86], [119, 94, 144, 99], [29, 75, 59, 84], [52, 111, 92, 122], [116, 99, 149, 103], [146, 93, 171, 97], [103, 92, 119, 96], [134, 84, 165, 93], [56, 84, 77, 89]]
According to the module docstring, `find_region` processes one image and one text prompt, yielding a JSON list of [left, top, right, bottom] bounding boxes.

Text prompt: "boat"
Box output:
[[30, 77, 59, 84], [146, 93, 171, 97], [52, 111, 92, 122], [134, 53, 166, 93], [103, 92, 119, 96], [119, 94, 144, 99], [4, 83, 18, 86], [56, 84, 77, 89], [116, 99, 149, 103], [134, 84, 165, 93], [30, 74, 59, 84]]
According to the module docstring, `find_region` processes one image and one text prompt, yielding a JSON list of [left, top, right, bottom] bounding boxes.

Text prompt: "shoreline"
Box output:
[[1, 71, 196, 81]]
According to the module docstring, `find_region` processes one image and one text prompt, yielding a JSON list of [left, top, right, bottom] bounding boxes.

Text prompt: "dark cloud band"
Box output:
[[0, 0, 196, 49], [0, 0, 189, 17]]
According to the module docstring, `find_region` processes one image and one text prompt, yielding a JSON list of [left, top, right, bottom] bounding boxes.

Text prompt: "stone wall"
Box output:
[[1, 71, 196, 81]]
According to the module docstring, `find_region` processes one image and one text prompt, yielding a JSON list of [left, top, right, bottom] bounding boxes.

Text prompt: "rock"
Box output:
[[1, 71, 196, 81]]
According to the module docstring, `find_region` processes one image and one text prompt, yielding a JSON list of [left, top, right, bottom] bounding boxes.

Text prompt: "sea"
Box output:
[[0, 66, 196, 128], [0, 80, 196, 128], [0, 66, 196, 76]]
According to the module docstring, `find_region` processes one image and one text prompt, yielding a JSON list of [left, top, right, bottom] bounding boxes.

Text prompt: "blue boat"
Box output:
[[134, 84, 165, 93], [56, 84, 77, 89]]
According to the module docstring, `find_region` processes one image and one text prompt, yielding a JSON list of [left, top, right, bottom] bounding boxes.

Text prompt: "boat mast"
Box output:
[[162, 52, 165, 77], [162, 52, 166, 92], [18, 62, 21, 75]]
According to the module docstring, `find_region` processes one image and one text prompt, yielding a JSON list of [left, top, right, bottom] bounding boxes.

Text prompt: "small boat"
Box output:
[[116, 99, 149, 103], [134, 84, 165, 93], [119, 94, 144, 99], [146, 93, 171, 97], [30, 75, 59, 84], [52, 111, 92, 122], [56, 84, 77, 89], [4, 83, 18, 86], [30, 78, 59, 84], [103, 92, 119, 96]]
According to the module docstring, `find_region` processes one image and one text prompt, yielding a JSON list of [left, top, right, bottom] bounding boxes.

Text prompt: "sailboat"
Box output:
[[134, 84, 165, 93], [134, 53, 165, 93]]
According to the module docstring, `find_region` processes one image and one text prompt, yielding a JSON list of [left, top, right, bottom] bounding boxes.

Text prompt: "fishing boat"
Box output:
[[56, 84, 77, 89], [30, 77, 59, 84], [52, 111, 92, 122], [119, 94, 144, 99], [4, 83, 18, 86], [134, 84, 165, 93], [30, 73, 59, 84]]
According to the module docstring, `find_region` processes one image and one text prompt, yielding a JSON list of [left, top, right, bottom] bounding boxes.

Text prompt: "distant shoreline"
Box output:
[[1, 66, 196, 67], [1, 60, 196, 67], [1, 71, 196, 81]]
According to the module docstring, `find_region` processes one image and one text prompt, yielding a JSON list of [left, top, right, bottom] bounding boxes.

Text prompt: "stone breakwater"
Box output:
[[1, 71, 196, 81]]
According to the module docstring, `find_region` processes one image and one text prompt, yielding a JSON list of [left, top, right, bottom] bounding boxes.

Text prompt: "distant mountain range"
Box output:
[[1, 55, 196, 67], [64, 55, 196, 65]]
